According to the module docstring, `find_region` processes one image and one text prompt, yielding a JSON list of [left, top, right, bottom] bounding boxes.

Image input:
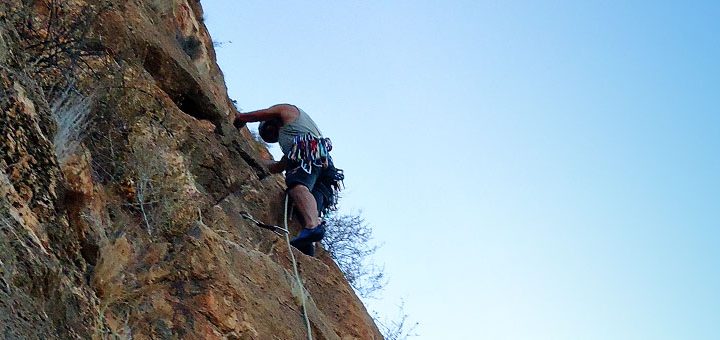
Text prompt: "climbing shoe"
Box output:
[[290, 222, 326, 252], [294, 243, 316, 257]]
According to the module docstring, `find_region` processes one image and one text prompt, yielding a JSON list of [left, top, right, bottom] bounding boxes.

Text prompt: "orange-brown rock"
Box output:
[[0, 0, 381, 339]]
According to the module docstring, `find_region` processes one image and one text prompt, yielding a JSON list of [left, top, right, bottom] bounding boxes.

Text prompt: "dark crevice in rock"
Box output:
[[58, 189, 99, 266], [170, 90, 214, 122], [234, 141, 270, 180], [188, 144, 267, 204], [142, 44, 222, 126]]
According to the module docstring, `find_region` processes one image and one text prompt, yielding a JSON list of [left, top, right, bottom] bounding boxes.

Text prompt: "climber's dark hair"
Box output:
[[258, 118, 282, 143]]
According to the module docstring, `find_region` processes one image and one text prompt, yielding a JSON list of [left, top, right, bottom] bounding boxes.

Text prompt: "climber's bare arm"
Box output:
[[264, 155, 288, 174], [234, 104, 299, 125]]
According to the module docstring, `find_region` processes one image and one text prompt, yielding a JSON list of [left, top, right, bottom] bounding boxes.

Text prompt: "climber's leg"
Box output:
[[288, 184, 321, 228]]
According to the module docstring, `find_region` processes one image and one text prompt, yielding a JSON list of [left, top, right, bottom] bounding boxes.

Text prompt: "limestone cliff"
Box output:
[[0, 1, 381, 339]]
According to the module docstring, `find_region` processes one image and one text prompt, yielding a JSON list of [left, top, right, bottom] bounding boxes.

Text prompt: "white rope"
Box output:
[[284, 193, 313, 340]]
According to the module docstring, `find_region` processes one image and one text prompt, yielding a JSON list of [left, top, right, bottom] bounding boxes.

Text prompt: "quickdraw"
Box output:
[[239, 211, 288, 235]]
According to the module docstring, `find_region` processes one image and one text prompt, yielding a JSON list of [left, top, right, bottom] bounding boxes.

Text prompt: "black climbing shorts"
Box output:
[[285, 163, 322, 191], [285, 161, 333, 214]]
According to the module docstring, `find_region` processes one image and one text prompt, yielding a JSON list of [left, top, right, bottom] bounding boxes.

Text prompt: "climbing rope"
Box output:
[[238, 199, 313, 339], [284, 193, 314, 340]]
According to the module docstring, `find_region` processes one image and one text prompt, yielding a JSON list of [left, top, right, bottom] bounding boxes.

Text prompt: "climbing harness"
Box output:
[[239, 211, 289, 236], [285, 133, 345, 215], [238, 198, 313, 340], [287, 134, 333, 174]]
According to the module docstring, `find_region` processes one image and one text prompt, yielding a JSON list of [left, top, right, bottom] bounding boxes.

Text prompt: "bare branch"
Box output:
[[322, 212, 386, 298]]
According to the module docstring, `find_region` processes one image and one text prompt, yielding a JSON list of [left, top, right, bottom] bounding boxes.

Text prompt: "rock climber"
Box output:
[[234, 104, 342, 256]]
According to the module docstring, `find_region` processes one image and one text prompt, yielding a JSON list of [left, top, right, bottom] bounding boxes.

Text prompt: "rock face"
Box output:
[[0, 1, 381, 339]]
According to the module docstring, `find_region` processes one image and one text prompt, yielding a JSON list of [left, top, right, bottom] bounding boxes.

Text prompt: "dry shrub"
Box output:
[[0, 0, 112, 94], [374, 300, 419, 340], [51, 85, 93, 164], [128, 120, 199, 236], [176, 33, 202, 60], [322, 212, 386, 298], [0, 0, 114, 165]]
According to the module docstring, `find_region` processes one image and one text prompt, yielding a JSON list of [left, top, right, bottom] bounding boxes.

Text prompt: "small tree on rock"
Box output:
[[322, 212, 386, 298]]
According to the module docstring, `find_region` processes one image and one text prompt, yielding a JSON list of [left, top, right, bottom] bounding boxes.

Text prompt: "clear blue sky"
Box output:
[[202, 1, 720, 339]]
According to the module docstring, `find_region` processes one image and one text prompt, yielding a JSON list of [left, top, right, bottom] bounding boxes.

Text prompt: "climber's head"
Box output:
[[258, 118, 281, 143]]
